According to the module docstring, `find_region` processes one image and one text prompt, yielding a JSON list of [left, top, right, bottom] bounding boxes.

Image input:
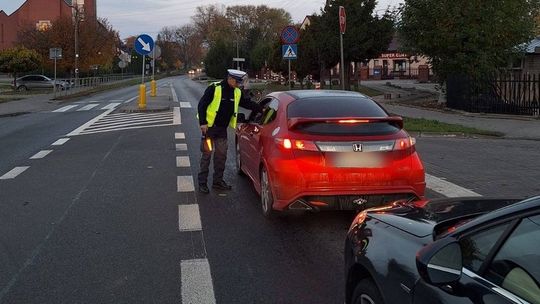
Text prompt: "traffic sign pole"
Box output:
[[339, 6, 346, 90], [151, 47, 157, 97], [288, 60, 291, 90]]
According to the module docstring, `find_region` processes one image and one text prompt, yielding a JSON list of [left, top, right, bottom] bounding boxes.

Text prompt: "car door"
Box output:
[[239, 97, 277, 182], [413, 213, 540, 304]]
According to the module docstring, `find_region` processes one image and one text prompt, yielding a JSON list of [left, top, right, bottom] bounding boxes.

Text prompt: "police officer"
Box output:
[[197, 69, 261, 194]]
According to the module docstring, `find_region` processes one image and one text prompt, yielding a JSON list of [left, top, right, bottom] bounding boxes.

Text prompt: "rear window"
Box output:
[[287, 97, 388, 118], [287, 97, 399, 136]]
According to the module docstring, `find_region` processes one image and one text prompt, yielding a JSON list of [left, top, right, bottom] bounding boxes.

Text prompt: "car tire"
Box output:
[[235, 140, 245, 176], [351, 279, 384, 304], [17, 85, 27, 92], [260, 166, 275, 218]]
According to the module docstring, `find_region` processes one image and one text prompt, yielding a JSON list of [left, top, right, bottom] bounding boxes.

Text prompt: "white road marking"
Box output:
[[77, 104, 99, 111], [51, 138, 70, 146], [171, 84, 179, 102], [53, 105, 78, 113], [0, 167, 30, 180], [123, 96, 138, 104], [181, 259, 216, 304], [175, 133, 185, 139], [66, 109, 115, 136], [101, 103, 121, 110], [110, 99, 123, 102], [173, 107, 181, 125], [177, 156, 190, 168], [90, 114, 173, 127], [177, 176, 195, 192], [178, 204, 202, 231], [176, 144, 188, 151], [77, 123, 174, 135], [30, 150, 53, 160], [426, 173, 482, 197], [180, 102, 192, 108]]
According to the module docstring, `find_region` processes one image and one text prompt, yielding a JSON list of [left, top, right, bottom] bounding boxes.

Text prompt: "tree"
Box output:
[[0, 47, 41, 88], [204, 39, 234, 78], [398, 0, 540, 84], [314, 0, 395, 89], [17, 17, 120, 77]]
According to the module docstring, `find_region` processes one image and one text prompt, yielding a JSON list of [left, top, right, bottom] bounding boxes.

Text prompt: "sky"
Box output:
[[1, 0, 403, 39]]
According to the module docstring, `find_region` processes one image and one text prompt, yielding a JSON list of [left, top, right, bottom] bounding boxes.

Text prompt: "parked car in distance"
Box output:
[[235, 90, 425, 218], [12, 75, 69, 91], [345, 196, 540, 304]]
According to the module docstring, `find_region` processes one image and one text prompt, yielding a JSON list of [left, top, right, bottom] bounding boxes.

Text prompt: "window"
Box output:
[[460, 223, 510, 273], [260, 99, 279, 125], [485, 215, 540, 304]]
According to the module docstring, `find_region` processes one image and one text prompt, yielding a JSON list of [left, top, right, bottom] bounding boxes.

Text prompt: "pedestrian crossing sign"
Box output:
[[282, 44, 298, 60]]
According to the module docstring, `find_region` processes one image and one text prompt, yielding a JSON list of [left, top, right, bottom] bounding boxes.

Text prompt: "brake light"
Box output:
[[394, 137, 416, 151], [283, 139, 292, 149], [276, 138, 318, 151], [338, 119, 370, 124]]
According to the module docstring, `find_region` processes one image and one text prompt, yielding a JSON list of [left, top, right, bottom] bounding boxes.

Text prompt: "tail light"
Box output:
[[394, 137, 416, 151], [275, 138, 319, 151]]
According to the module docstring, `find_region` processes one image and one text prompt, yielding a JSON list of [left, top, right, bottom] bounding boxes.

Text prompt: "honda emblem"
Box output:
[[353, 143, 362, 152]]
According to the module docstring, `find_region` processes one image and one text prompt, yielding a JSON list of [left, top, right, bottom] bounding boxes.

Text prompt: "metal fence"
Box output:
[[447, 73, 540, 117], [54, 74, 136, 98]]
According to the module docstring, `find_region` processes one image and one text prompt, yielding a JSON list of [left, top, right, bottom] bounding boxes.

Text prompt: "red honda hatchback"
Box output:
[[235, 90, 425, 217]]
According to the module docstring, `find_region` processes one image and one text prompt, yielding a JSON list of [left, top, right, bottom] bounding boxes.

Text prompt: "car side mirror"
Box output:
[[416, 238, 462, 286], [237, 113, 247, 123]]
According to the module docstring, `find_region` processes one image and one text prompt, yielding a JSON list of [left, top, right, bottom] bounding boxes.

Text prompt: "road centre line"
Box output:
[[173, 107, 181, 125], [30, 150, 53, 160], [176, 144, 188, 151], [0, 167, 30, 180], [123, 96, 138, 104], [175, 133, 185, 139], [171, 84, 179, 102], [177, 176, 195, 192], [66, 109, 115, 136], [51, 138, 70, 146], [426, 173, 482, 197], [177, 156, 190, 168], [178, 204, 202, 231], [180, 259, 216, 304]]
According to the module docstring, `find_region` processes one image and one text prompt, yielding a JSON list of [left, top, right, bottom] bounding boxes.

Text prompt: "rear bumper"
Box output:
[[274, 187, 423, 211], [266, 151, 425, 211]]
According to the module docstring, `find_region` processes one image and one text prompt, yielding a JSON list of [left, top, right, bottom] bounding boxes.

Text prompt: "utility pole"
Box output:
[[235, 29, 240, 70]]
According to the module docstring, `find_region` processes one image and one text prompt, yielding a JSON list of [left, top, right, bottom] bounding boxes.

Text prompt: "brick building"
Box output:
[[0, 0, 97, 50]]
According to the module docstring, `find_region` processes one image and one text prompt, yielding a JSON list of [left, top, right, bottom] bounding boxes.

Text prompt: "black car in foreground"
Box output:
[[345, 196, 540, 304]]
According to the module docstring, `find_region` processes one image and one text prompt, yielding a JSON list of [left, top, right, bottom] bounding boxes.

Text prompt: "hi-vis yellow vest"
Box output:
[[204, 82, 241, 128]]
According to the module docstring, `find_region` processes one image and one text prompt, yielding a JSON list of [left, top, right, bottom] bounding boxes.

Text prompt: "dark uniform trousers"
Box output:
[[198, 137, 229, 186]]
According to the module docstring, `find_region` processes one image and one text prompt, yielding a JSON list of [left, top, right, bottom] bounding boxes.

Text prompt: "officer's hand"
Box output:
[[200, 124, 208, 135]]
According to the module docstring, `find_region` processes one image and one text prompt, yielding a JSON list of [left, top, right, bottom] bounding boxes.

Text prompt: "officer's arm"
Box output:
[[239, 92, 263, 113], [198, 86, 215, 125]]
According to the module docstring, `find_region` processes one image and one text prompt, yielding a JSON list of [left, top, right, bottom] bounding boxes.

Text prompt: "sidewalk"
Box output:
[[0, 93, 58, 117], [363, 80, 540, 140]]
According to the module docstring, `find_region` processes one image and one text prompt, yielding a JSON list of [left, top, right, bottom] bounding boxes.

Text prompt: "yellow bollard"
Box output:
[[138, 84, 146, 110], [151, 80, 157, 97]]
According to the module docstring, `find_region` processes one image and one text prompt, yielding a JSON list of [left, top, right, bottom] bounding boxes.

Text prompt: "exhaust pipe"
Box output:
[[288, 199, 314, 211]]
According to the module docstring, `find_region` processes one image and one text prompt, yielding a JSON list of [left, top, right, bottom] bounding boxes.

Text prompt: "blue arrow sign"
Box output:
[[282, 44, 298, 60], [135, 34, 154, 56]]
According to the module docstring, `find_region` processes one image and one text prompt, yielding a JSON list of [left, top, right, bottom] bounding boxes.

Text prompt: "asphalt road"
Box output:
[[0, 75, 538, 303]]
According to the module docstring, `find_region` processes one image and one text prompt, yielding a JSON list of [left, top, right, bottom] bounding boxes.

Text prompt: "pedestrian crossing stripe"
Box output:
[[68, 109, 180, 136]]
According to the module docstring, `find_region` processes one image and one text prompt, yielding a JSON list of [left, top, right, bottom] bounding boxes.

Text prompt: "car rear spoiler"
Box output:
[[287, 116, 404, 130]]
